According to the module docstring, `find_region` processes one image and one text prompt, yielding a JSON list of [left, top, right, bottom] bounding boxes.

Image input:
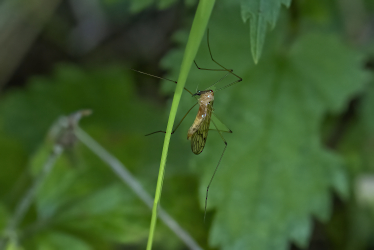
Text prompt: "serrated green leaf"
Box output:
[[241, 0, 291, 63], [161, 4, 368, 249], [205, 33, 365, 250]]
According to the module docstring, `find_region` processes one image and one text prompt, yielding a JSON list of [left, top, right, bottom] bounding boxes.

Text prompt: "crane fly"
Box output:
[[130, 30, 242, 221]]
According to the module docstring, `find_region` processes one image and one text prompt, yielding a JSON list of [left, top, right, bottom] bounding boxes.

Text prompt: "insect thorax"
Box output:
[[198, 90, 214, 106]]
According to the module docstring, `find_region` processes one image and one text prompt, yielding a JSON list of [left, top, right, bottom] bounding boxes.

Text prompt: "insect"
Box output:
[[130, 30, 242, 220]]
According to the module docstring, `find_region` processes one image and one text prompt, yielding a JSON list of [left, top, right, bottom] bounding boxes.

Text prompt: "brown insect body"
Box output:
[[187, 90, 214, 155]]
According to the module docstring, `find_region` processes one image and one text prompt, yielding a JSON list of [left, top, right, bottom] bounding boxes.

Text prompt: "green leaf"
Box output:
[[241, 0, 291, 63], [0, 65, 193, 249], [205, 33, 365, 250], [162, 4, 368, 249], [0, 65, 158, 153]]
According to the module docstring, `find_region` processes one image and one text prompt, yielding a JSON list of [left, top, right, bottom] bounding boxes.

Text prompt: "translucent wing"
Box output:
[[191, 102, 213, 155]]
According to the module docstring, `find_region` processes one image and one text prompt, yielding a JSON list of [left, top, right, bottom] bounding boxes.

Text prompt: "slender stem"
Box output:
[[11, 146, 63, 229], [75, 128, 203, 250], [0, 110, 90, 249], [146, 1, 216, 249], [0, 145, 63, 249]]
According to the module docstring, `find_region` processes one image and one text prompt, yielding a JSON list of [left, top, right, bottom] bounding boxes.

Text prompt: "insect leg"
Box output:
[[204, 118, 228, 222], [205, 30, 243, 92], [208, 129, 232, 133], [209, 113, 233, 133], [145, 103, 198, 136], [193, 60, 232, 72]]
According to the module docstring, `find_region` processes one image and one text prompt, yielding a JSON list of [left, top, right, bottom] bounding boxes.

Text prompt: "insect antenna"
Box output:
[[127, 68, 194, 96], [127, 68, 199, 136]]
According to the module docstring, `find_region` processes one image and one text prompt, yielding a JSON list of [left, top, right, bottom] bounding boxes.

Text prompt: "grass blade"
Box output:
[[146, 1, 216, 249]]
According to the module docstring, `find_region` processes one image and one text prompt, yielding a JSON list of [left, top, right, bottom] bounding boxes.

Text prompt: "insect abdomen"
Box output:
[[190, 101, 213, 155]]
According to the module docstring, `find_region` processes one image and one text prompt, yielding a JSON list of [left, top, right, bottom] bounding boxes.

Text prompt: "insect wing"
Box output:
[[191, 102, 213, 155]]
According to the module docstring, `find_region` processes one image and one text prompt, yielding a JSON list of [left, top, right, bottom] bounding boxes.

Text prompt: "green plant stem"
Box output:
[[0, 110, 89, 249], [0, 145, 63, 249], [146, 1, 216, 249], [75, 127, 203, 250]]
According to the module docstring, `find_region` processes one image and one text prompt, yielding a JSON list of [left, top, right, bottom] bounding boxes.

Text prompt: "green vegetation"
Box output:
[[0, 0, 373, 249]]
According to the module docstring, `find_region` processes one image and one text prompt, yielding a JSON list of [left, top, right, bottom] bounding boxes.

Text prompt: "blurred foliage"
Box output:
[[0, 65, 204, 249], [0, 0, 374, 250]]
